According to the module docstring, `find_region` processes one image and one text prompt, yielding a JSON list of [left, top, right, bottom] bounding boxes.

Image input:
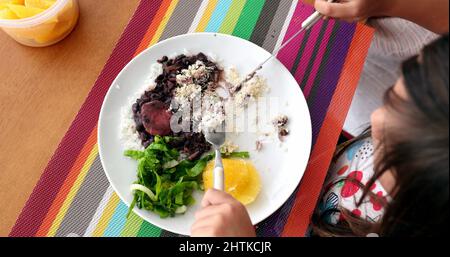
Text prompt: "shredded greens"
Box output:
[[124, 135, 249, 218]]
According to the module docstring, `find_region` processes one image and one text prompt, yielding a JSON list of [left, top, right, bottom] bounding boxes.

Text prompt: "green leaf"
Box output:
[[154, 206, 170, 218], [187, 159, 207, 177], [177, 159, 194, 169], [162, 160, 179, 169], [125, 137, 218, 218], [137, 158, 146, 183], [224, 151, 250, 159], [147, 143, 169, 152], [186, 153, 215, 177], [154, 171, 162, 198], [154, 135, 163, 143], [124, 150, 145, 160], [166, 168, 176, 174], [184, 195, 196, 206], [175, 192, 184, 205], [126, 195, 137, 219]]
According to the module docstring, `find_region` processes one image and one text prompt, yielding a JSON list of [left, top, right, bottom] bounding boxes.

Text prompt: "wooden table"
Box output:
[[0, 0, 141, 236]]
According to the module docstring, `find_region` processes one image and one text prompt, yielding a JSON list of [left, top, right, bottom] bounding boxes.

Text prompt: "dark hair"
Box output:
[[312, 34, 449, 237]]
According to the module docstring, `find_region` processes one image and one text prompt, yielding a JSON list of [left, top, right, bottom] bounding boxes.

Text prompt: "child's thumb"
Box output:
[[314, 0, 354, 19]]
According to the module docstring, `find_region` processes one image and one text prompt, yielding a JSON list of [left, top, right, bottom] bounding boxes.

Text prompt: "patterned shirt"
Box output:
[[318, 138, 390, 225]]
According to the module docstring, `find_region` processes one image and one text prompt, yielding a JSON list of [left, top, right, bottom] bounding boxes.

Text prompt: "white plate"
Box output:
[[98, 33, 312, 235]]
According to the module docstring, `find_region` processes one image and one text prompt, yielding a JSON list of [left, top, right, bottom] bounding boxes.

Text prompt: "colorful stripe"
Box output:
[[293, 19, 329, 80], [262, 0, 295, 52], [35, 126, 97, 236], [137, 221, 162, 237], [83, 186, 115, 237], [205, 0, 233, 32], [91, 194, 121, 237], [188, 0, 211, 33], [9, 0, 374, 238], [272, 0, 298, 53], [232, 0, 266, 39], [135, 0, 171, 54], [149, 0, 180, 46], [301, 20, 336, 97], [308, 23, 356, 145], [290, 28, 313, 73], [282, 24, 374, 236], [277, 2, 313, 70], [195, 0, 219, 32], [54, 155, 110, 237], [103, 202, 129, 237], [120, 212, 144, 237], [218, 0, 247, 34], [45, 145, 98, 237], [159, 0, 203, 41], [250, 0, 282, 46]]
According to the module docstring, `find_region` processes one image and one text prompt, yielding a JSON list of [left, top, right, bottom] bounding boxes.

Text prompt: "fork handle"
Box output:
[[213, 166, 224, 191], [302, 0, 336, 30], [213, 147, 224, 191]]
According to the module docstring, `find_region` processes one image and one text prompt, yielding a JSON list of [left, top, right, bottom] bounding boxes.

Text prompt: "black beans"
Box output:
[[197, 53, 208, 62], [279, 128, 289, 136], [157, 56, 168, 63], [139, 132, 149, 141], [136, 121, 145, 132], [156, 74, 165, 81], [143, 140, 152, 148], [188, 151, 201, 161], [131, 53, 225, 159], [273, 115, 290, 140], [132, 103, 139, 113]]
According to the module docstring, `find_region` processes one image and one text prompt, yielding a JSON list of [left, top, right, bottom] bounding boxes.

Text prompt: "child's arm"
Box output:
[[314, 0, 449, 34], [191, 189, 256, 237]]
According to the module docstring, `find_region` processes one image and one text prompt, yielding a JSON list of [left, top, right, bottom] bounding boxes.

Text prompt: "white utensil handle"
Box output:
[[213, 166, 224, 191], [301, 11, 323, 30], [302, 0, 335, 30]]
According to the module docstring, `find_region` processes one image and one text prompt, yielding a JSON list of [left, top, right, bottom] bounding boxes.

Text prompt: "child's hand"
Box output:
[[191, 189, 256, 237], [314, 0, 390, 22], [315, 0, 449, 34]]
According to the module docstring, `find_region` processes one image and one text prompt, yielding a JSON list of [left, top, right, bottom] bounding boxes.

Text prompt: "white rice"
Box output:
[[120, 62, 162, 150]]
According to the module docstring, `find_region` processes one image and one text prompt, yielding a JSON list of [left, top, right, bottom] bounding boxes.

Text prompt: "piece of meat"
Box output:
[[140, 100, 172, 136]]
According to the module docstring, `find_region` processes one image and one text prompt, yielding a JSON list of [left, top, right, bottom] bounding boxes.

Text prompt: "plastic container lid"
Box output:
[[0, 0, 70, 28]]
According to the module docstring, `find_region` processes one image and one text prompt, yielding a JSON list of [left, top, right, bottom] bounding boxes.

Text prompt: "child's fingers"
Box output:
[[201, 189, 235, 207], [191, 226, 210, 237], [195, 205, 226, 220], [315, 0, 358, 19], [191, 214, 225, 234]]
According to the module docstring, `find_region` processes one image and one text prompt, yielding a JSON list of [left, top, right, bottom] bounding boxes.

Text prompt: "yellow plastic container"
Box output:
[[0, 0, 79, 47]]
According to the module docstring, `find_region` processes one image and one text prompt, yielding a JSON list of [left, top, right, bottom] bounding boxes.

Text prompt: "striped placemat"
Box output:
[[10, 0, 373, 237]]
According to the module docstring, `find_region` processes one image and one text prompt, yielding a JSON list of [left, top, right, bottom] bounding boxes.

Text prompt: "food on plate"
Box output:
[[273, 115, 289, 140], [255, 140, 263, 151], [124, 135, 251, 218], [140, 100, 172, 136], [220, 140, 239, 155], [203, 158, 261, 205], [121, 52, 271, 154], [225, 66, 267, 109], [129, 53, 222, 156], [121, 52, 285, 218], [124, 136, 212, 218]]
